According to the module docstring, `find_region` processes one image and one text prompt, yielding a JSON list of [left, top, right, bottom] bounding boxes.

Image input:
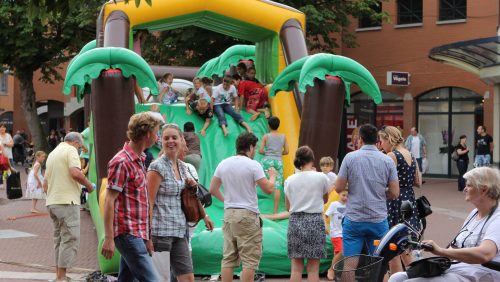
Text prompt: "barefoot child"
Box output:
[[211, 76, 252, 136], [324, 190, 348, 280], [26, 151, 47, 213], [259, 116, 289, 214]]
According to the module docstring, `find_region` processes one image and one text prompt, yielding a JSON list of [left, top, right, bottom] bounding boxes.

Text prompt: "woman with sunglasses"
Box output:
[[147, 123, 214, 282], [389, 167, 500, 282]]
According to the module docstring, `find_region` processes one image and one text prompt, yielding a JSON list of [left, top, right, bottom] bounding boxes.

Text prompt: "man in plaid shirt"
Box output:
[[101, 112, 161, 282]]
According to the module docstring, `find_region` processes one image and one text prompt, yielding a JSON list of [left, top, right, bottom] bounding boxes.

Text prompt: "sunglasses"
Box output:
[[162, 123, 180, 130]]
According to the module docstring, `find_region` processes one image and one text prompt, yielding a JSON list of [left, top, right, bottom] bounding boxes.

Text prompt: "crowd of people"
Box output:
[[2, 62, 500, 281]]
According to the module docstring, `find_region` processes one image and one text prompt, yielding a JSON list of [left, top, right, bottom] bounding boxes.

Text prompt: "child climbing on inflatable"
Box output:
[[211, 76, 252, 136], [185, 79, 213, 136], [158, 73, 179, 105], [233, 74, 270, 121], [259, 116, 288, 214]]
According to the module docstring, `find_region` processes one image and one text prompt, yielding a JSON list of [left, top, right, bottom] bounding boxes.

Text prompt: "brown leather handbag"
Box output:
[[181, 183, 206, 226]]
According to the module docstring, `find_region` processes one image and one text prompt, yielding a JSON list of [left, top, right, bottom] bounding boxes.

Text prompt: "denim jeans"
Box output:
[[213, 104, 243, 126], [474, 154, 491, 167], [456, 159, 468, 191], [114, 234, 160, 282]]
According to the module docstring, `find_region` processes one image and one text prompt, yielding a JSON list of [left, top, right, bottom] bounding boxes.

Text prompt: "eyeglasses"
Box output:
[[449, 228, 476, 249]]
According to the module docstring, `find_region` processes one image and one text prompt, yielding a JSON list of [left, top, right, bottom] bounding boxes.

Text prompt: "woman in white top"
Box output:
[[285, 146, 330, 282], [389, 167, 500, 282]]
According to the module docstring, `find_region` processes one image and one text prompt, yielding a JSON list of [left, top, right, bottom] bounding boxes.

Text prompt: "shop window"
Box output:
[[0, 73, 7, 95], [417, 87, 482, 176], [397, 0, 423, 25], [358, 1, 382, 29], [439, 0, 466, 21], [345, 91, 403, 152]]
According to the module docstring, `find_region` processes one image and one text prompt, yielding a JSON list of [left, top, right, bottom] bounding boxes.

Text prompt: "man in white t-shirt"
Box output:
[[210, 132, 276, 282], [211, 76, 252, 136], [405, 127, 427, 173]]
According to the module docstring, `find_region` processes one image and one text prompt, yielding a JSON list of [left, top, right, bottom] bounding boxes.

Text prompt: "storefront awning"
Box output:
[[429, 36, 500, 84]]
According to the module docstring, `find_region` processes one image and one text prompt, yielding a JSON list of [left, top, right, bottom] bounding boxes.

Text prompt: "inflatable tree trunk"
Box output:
[[92, 11, 132, 187], [91, 70, 134, 186], [299, 77, 345, 168]]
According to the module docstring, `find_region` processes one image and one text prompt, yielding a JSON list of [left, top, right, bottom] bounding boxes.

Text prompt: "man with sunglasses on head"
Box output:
[[44, 132, 95, 282], [101, 112, 161, 282]]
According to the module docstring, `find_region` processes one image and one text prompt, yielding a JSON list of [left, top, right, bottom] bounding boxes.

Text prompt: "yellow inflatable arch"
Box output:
[[103, 0, 304, 178]]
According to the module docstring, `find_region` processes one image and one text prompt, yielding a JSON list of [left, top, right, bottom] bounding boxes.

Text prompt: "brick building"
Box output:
[[340, 0, 497, 176]]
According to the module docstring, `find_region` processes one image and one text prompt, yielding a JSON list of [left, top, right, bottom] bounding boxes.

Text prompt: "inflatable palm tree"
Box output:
[[270, 53, 382, 164]]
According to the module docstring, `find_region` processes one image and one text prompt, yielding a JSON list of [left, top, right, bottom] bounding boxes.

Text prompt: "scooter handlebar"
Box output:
[[408, 240, 434, 251]]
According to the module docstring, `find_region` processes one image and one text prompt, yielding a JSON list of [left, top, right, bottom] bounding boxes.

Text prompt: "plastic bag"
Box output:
[[421, 158, 429, 173]]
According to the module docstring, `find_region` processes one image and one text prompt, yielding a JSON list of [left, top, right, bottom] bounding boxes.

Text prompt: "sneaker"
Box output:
[[254, 273, 265, 282]]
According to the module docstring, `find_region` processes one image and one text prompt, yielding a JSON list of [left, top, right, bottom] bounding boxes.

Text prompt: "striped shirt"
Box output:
[[148, 156, 189, 238], [338, 145, 399, 223], [107, 143, 150, 240]]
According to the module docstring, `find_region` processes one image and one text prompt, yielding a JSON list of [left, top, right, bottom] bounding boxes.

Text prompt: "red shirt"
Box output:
[[107, 142, 150, 240], [237, 80, 265, 99]]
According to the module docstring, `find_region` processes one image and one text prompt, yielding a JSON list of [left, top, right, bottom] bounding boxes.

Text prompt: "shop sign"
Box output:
[[387, 71, 410, 86], [346, 117, 358, 152]]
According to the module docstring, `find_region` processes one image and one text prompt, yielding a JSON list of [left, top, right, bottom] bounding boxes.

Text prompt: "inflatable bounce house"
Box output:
[[62, 0, 382, 275]]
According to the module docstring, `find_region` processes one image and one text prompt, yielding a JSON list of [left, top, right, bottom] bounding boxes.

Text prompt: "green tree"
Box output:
[[140, 0, 388, 66], [0, 1, 101, 152]]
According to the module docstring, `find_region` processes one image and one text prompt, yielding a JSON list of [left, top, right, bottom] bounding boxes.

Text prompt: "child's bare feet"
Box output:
[[250, 113, 260, 121], [30, 209, 41, 214], [222, 127, 229, 137]]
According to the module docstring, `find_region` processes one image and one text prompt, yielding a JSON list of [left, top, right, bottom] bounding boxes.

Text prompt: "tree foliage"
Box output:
[[0, 1, 101, 151], [140, 0, 388, 66]]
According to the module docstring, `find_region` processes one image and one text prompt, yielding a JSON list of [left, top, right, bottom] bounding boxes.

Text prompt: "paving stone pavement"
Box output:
[[0, 165, 471, 281]]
